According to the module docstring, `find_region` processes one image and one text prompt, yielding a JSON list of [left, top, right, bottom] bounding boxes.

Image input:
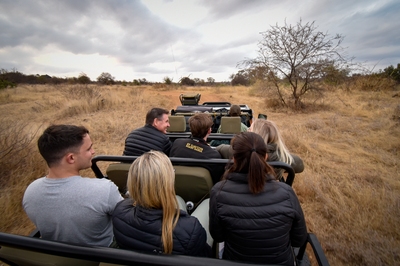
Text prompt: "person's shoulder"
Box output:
[[205, 145, 221, 158], [25, 177, 46, 190], [172, 138, 188, 145], [216, 144, 230, 152], [127, 126, 140, 133], [115, 198, 133, 211], [240, 122, 248, 132], [269, 180, 296, 196], [177, 211, 202, 228], [80, 176, 118, 188], [211, 179, 227, 191], [129, 125, 148, 134], [130, 125, 161, 134], [29, 176, 46, 184]]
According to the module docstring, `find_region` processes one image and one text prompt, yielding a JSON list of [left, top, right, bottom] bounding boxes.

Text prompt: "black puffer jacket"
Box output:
[[209, 173, 307, 265], [123, 124, 172, 156], [112, 199, 212, 257]]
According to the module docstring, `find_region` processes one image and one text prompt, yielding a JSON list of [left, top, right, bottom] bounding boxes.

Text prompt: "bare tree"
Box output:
[[244, 19, 350, 108]]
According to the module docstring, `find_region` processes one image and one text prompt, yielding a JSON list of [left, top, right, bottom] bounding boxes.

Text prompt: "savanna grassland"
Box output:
[[0, 82, 399, 265]]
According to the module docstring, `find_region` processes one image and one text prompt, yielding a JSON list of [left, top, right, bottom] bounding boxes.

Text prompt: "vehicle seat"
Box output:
[[220, 117, 241, 134], [106, 163, 131, 193], [0, 245, 99, 266], [179, 93, 201, 105], [174, 166, 213, 205], [167, 116, 187, 133]]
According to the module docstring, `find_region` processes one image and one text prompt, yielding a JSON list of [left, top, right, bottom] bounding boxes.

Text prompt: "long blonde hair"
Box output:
[[250, 119, 293, 165], [127, 151, 180, 254]]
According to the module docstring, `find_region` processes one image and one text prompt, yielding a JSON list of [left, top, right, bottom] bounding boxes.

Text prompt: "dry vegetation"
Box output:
[[0, 82, 399, 265]]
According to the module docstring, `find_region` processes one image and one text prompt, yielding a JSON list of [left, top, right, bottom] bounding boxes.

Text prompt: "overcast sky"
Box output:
[[1, 0, 399, 82]]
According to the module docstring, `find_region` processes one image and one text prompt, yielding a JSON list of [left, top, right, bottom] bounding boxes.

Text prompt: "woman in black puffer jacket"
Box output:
[[112, 151, 212, 257], [209, 132, 307, 265]]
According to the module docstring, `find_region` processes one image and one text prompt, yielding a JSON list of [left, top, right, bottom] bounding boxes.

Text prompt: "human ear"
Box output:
[[153, 118, 159, 127], [65, 153, 75, 164]]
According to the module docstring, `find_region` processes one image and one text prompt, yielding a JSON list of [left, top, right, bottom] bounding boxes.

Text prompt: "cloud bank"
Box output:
[[0, 0, 398, 81]]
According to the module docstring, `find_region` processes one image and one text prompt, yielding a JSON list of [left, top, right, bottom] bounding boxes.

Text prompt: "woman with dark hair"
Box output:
[[209, 132, 307, 265]]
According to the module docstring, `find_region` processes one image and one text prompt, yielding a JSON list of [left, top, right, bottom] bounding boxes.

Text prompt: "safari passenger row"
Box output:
[[21, 106, 307, 265]]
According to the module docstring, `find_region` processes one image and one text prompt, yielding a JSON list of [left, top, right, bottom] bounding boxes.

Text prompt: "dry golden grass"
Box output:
[[0, 83, 399, 265]]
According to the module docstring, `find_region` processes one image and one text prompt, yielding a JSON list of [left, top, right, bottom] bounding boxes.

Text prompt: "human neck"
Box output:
[[203, 131, 211, 141]]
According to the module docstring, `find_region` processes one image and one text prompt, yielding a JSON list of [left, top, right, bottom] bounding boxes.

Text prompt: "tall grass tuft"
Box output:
[[0, 119, 44, 234]]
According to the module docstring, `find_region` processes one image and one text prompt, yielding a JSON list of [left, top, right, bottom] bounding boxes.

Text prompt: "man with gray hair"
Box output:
[[123, 107, 172, 156]]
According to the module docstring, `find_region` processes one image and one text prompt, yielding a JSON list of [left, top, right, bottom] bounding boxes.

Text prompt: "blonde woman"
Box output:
[[250, 119, 304, 173], [217, 119, 304, 174], [112, 151, 212, 257]]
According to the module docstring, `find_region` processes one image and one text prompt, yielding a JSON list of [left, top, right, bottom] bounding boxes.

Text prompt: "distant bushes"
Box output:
[[0, 69, 88, 86], [349, 75, 397, 91], [381, 63, 400, 83], [179, 77, 195, 86], [0, 79, 16, 89]]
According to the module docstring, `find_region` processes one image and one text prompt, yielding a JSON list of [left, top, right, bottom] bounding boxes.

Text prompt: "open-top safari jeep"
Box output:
[[0, 155, 329, 266], [169, 93, 259, 134]]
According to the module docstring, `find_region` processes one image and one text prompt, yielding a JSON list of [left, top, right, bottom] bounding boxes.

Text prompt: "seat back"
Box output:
[[179, 93, 201, 105], [220, 117, 241, 134], [167, 116, 187, 133], [0, 245, 99, 266], [174, 166, 213, 205], [105, 163, 213, 207], [106, 163, 131, 193]]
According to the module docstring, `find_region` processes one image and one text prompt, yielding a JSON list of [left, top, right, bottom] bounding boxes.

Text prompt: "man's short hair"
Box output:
[[188, 113, 213, 139], [38, 125, 89, 167], [145, 108, 169, 125]]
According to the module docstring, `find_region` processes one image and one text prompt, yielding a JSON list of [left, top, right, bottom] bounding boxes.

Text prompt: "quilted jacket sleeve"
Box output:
[[291, 154, 305, 173], [162, 137, 172, 156], [209, 185, 224, 243], [288, 188, 308, 247], [185, 219, 212, 257]]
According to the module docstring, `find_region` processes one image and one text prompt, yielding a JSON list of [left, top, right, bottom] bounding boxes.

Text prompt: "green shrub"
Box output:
[[0, 79, 16, 90]]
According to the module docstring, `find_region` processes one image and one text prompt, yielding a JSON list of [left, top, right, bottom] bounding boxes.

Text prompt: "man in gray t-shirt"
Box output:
[[23, 124, 123, 247]]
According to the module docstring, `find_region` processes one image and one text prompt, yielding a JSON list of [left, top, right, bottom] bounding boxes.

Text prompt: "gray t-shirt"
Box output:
[[23, 175, 123, 247]]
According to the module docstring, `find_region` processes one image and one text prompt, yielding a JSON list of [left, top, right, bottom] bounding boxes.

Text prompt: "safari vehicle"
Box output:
[[0, 155, 329, 266], [169, 93, 260, 134]]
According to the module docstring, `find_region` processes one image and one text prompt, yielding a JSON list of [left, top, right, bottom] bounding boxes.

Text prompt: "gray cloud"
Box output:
[[0, 0, 399, 81], [198, 0, 280, 20]]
